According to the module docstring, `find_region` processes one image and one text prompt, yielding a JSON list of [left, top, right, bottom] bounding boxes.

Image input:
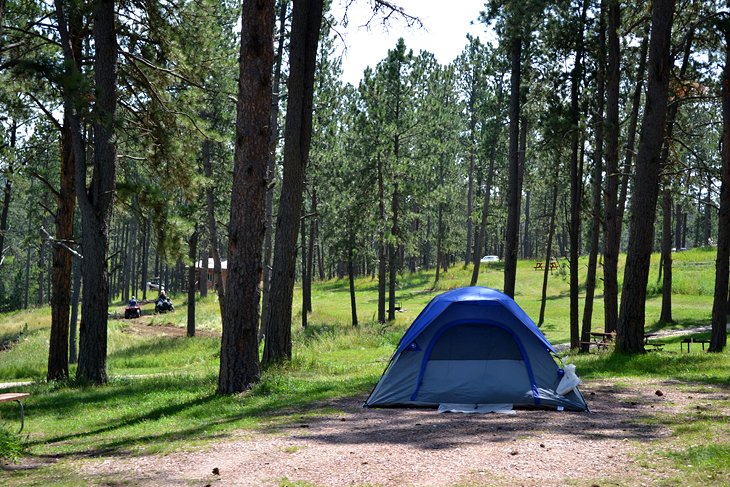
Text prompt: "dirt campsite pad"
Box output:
[[79, 379, 730, 486]]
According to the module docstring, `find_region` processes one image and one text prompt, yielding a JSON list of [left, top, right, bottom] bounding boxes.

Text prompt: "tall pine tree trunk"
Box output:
[[261, 0, 288, 338], [141, 219, 150, 300], [187, 226, 197, 337], [503, 34, 522, 298], [581, 0, 605, 350], [348, 231, 358, 327], [710, 28, 730, 353], [69, 248, 81, 364], [217, 0, 274, 393], [660, 183, 673, 323], [470, 76, 504, 286], [305, 191, 316, 312], [465, 79, 477, 267], [48, 118, 76, 381], [658, 28, 693, 325], [300, 212, 308, 329], [602, 0, 621, 333], [0, 120, 14, 266], [539, 184, 559, 327], [262, 0, 324, 365], [617, 31, 649, 233], [204, 139, 225, 315], [377, 153, 387, 323], [76, 0, 118, 384], [388, 183, 399, 321], [616, 0, 675, 354], [523, 190, 531, 259], [568, 0, 588, 349]]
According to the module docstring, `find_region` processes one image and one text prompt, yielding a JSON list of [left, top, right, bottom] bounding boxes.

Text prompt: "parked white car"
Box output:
[[480, 255, 500, 263]]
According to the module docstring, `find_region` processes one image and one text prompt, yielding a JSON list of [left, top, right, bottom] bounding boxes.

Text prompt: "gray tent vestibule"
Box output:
[[364, 286, 588, 412]]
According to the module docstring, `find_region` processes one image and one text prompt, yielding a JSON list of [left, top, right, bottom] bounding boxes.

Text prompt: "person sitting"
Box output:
[[129, 296, 138, 307]]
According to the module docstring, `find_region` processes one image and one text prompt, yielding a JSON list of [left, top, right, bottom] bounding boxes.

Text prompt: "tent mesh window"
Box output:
[[429, 324, 522, 361]]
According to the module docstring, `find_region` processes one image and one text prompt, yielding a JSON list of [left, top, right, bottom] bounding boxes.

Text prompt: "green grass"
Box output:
[[0, 248, 728, 485], [0, 425, 23, 462]]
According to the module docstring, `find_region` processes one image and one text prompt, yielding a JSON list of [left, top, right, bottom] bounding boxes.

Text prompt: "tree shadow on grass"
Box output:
[[22, 375, 375, 458]]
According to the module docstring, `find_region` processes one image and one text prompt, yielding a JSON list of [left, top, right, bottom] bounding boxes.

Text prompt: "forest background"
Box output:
[[0, 0, 729, 394]]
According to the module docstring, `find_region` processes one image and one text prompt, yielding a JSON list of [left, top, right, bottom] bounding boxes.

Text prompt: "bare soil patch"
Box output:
[[119, 317, 220, 339], [76, 379, 730, 486]]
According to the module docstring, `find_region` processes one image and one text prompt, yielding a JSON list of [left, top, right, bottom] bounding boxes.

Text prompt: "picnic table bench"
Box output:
[[681, 337, 710, 353], [579, 340, 609, 352], [0, 392, 30, 433], [589, 332, 664, 350]]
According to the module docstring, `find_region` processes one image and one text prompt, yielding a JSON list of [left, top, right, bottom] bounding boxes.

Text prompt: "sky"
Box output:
[[329, 0, 495, 86]]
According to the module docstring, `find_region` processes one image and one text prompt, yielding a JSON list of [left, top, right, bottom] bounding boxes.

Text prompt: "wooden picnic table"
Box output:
[[0, 392, 30, 433], [534, 260, 559, 271], [590, 332, 615, 342], [588, 332, 664, 349]]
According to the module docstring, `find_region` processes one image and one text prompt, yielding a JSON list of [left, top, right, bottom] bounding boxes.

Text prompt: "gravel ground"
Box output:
[[75, 378, 730, 486]]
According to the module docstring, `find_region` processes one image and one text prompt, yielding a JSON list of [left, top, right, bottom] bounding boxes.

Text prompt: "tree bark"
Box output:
[[568, 0, 588, 350], [24, 214, 31, 309], [660, 183, 673, 323], [74, 0, 118, 384], [617, 31, 649, 234], [199, 245, 208, 296], [38, 226, 47, 306], [261, 0, 288, 338], [141, 219, 150, 300], [187, 226, 197, 337], [658, 27, 693, 325], [204, 139, 225, 315], [388, 183, 399, 320], [435, 161, 444, 285], [306, 190, 316, 311], [465, 73, 477, 266], [261, 0, 324, 366], [300, 211, 308, 329], [523, 190, 531, 259], [348, 232, 358, 327], [69, 248, 81, 364], [470, 77, 504, 286], [710, 27, 730, 353], [602, 0, 621, 333], [48, 117, 77, 381], [377, 153, 387, 323], [616, 0, 675, 354], [0, 120, 14, 266], [539, 184, 559, 327], [217, 0, 274, 393], [503, 34, 522, 298], [581, 0, 605, 351]]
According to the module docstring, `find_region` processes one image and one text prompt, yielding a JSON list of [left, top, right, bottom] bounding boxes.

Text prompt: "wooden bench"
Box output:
[[645, 341, 666, 351], [681, 338, 710, 353], [0, 392, 30, 433]]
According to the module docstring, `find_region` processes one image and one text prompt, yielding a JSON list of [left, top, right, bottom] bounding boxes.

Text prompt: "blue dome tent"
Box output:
[[364, 287, 588, 411]]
